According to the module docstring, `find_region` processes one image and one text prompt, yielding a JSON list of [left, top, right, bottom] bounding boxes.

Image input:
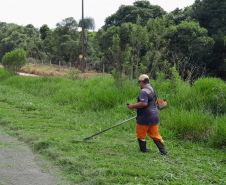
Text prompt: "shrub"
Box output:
[[0, 68, 15, 80], [67, 68, 81, 79], [2, 49, 27, 71]]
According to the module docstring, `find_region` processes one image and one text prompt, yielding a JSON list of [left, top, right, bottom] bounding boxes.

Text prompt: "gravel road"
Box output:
[[0, 127, 68, 185]]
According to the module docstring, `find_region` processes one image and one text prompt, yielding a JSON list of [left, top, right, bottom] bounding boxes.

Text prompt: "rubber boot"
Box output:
[[138, 139, 147, 152], [154, 140, 168, 155]]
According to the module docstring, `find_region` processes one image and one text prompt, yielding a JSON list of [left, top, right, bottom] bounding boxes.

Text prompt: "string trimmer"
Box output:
[[83, 116, 136, 141]]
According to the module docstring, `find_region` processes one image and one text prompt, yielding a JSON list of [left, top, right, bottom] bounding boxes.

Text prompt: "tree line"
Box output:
[[0, 0, 226, 82]]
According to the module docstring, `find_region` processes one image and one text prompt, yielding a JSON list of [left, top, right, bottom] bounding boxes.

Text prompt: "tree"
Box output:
[[78, 17, 95, 31], [129, 18, 149, 79], [166, 7, 193, 25], [191, 0, 226, 36], [0, 22, 16, 41], [82, 31, 97, 70], [165, 21, 214, 81], [56, 17, 78, 34], [25, 24, 39, 37], [40, 24, 51, 40], [191, 0, 226, 78], [133, 1, 166, 19], [109, 34, 125, 87], [42, 26, 80, 64], [22, 24, 42, 58], [0, 23, 42, 60], [103, 1, 166, 29], [145, 17, 171, 79], [95, 26, 120, 71], [119, 23, 134, 79], [40, 18, 80, 64], [2, 49, 27, 71], [0, 23, 19, 61]]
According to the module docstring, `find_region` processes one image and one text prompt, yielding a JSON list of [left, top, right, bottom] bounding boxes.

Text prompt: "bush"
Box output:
[[0, 68, 15, 80], [2, 49, 27, 71], [67, 68, 81, 79]]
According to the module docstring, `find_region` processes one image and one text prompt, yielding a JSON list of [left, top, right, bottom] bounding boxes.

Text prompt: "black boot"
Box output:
[[138, 139, 147, 152], [154, 140, 168, 155]]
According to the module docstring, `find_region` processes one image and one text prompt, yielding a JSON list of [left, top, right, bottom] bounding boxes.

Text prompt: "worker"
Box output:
[[127, 74, 168, 155]]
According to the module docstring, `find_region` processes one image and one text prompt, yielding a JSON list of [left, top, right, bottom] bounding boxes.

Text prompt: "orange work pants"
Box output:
[[136, 123, 162, 141]]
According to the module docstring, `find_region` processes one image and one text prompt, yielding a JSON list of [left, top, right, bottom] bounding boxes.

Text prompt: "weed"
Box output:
[[67, 68, 81, 79]]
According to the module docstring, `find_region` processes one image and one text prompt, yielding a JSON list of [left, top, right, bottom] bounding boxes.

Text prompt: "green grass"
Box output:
[[0, 69, 225, 184]]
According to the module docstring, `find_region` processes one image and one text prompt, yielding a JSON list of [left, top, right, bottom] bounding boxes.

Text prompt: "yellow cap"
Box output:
[[139, 74, 149, 81]]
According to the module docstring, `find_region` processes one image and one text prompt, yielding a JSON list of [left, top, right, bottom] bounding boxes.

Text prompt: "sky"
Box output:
[[0, 0, 195, 31]]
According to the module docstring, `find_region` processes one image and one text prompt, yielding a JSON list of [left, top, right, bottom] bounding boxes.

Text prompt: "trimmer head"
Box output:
[[83, 137, 91, 141]]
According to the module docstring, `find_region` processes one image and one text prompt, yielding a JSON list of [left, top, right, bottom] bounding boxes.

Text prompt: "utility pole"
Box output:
[[81, 0, 85, 73]]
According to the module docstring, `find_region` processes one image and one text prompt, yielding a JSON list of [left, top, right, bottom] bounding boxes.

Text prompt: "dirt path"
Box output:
[[17, 72, 39, 77], [0, 127, 68, 185]]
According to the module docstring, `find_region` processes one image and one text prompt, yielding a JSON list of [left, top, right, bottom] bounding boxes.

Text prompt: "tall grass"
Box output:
[[150, 74, 226, 147], [1, 74, 139, 112], [0, 68, 225, 148], [192, 78, 226, 115], [0, 68, 225, 184]]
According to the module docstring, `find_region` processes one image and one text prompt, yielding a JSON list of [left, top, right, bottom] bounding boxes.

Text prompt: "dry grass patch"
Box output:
[[1, 63, 103, 78], [21, 63, 75, 77]]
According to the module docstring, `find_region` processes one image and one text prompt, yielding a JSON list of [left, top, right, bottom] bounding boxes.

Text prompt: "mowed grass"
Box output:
[[0, 69, 225, 185]]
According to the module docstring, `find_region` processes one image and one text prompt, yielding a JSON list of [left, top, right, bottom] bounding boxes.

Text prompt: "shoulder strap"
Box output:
[[143, 87, 154, 97], [143, 87, 158, 104]]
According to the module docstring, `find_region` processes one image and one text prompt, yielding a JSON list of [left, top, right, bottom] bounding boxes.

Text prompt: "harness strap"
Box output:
[[142, 87, 157, 105]]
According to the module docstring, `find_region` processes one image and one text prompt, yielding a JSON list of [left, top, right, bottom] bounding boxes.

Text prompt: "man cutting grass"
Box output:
[[127, 74, 169, 156]]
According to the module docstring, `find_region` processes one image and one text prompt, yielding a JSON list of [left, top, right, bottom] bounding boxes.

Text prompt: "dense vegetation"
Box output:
[[1, 0, 225, 183], [0, 69, 225, 184], [0, 0, 226, 81]]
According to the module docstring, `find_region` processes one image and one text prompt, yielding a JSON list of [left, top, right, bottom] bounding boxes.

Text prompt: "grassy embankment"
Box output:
[[0, 67, 225, 185]]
